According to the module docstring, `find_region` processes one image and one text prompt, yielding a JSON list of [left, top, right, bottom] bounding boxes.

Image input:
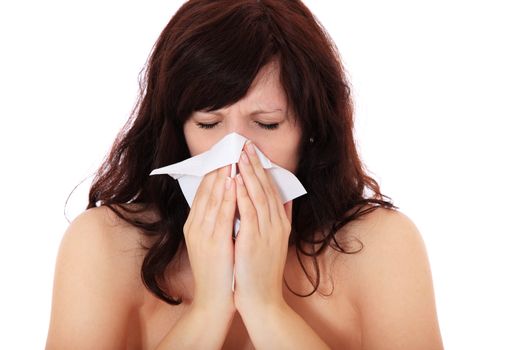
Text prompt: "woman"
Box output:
[[46, 1, 443, 349]]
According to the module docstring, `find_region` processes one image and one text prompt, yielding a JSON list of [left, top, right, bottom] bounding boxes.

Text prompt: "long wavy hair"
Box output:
[[86, 0, 397, 305]]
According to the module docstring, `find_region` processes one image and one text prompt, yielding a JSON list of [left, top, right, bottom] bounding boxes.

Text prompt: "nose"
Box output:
[[213, 107, 263, 150], [227, 128, 254, 164], [224, 115, 253, 141], [222, 118, 258, 167]]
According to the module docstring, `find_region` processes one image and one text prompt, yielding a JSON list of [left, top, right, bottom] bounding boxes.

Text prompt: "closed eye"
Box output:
[[196, 122, 280, 130], [196, 122, 218, 129]]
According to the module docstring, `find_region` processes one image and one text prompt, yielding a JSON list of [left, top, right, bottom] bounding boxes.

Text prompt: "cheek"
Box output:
[[256, 138, 300, 173], [183, 127, 215, 156], [188, 139, 210, 156]]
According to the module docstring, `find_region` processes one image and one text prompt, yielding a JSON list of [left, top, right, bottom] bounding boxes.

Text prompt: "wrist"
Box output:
[[191, 297, 236, 319], [237, 296, 288, 323]]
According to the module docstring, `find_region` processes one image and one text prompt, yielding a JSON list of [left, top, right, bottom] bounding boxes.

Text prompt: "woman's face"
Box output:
[[183, 61, 302, 173]]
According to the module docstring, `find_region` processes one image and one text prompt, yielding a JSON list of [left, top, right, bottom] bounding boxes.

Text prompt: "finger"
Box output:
[[214, 172, 237, 240], [186, 166, 227, 231], [243, 141, 282, 224], [263, 167, 289, 223], [185, 169, 218, 232], [235, 174, 259, 235], [238, 150, 271, 228], [200, 165, 230, 230]]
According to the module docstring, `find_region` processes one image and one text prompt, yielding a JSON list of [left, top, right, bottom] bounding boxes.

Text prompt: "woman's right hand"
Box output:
[[182, 164, 237, 314]]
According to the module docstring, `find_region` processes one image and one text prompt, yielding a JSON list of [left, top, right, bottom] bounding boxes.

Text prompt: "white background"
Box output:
[[1, 1, 524, 349]]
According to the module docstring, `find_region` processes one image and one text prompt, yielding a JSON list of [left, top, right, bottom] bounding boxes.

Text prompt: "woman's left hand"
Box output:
[[233, 140, 293, 314]]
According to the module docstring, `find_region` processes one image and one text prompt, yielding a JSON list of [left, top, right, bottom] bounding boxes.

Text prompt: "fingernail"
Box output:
[[241, 151, 249, 164], [246, 141, 256, 155], [236, 174, 244, 186], [225, 176, 232, 190]]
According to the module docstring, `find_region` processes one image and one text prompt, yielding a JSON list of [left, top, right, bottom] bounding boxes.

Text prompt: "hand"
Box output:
[[183, 165, 237, 314], [233, 141, 293, 313]]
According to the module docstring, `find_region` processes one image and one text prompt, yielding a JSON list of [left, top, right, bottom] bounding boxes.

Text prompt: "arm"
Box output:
[[350, 209, 444, 350], [239, 302, 330, 350], [46, 206, 236, 350], [155, 165, 238, 349], [230, 144, 331, 349], [155, 303, 235, 350]]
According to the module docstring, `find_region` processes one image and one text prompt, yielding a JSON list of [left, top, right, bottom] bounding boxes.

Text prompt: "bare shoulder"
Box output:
[[343, 205, 426, 255], [46, 205, 149, 349], [337, 205, 444, 350], [56, 205, 149, 281], [65, 203, 159, 255]]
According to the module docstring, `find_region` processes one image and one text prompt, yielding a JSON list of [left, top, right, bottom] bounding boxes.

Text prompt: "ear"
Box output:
[[284, 200, 293, 223]]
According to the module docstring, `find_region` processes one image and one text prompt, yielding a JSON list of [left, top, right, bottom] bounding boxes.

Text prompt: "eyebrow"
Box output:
[[204, 108, 284, 116]]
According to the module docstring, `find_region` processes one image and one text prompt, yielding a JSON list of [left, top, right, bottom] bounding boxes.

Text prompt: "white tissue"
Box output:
[[150, 132, 307, 237], [149, 132, 307, 292]]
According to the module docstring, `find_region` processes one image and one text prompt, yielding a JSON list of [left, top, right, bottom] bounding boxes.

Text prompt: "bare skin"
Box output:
[[47, 60, 443, 349], [46, 202, 443, 349]]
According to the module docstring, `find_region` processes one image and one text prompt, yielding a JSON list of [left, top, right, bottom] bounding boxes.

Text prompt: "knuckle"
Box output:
[[202, 213, 215, 225], [253, 196, 270, 209], [214, 216, 229, 233], [222, 191, 234, 203], [207, 193, 220, 208], [251, 193, 266, 206], [217, 205, 233, 223]]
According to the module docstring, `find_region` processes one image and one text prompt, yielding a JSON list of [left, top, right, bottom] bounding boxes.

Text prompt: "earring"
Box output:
[[309, 137, 315, 143]]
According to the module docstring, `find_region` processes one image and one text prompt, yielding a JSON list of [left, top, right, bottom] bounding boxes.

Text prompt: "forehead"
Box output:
[[221, 60, 289, 113]]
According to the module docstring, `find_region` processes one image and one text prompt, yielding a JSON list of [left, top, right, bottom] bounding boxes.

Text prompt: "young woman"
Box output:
[[46, 1, 443, 349]]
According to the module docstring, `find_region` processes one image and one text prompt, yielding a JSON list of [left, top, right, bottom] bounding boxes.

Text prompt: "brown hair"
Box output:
[[86, 0, 397, 304]]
